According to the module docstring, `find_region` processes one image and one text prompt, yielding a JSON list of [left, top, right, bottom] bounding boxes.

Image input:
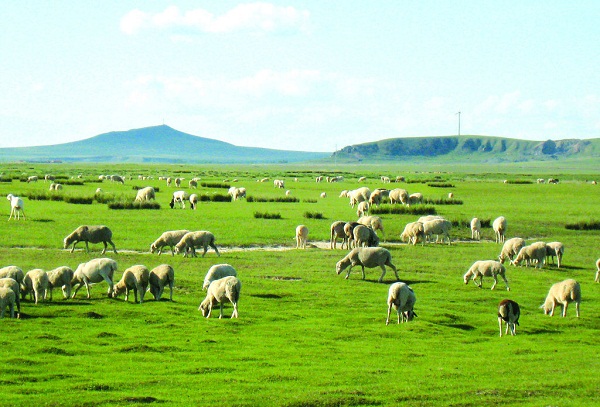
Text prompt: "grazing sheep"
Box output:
[[320, 192, 327, 199], [7, 194, 25, 220], [49, 182, 63, 191], [408, 193, 423, 206], [175, 231, 220, 258], [285, 190, 291, 196], [189, 179, 198, 189], [511, 242, 547, 268], [448, 192, 454, 199], [498, 299, 520, 337], [369, 189, 388, 207], [463, 260, 510, 291], [112, 265, 150, 304], [44, 174, 55, 182], [166, 177, 173, 187], [228, 187, 246, 201], [400, 221, 425, 246], [417, 215, 445, 224], [339, 190, 349, 198], [71, 258, 117, 299], [295, 225, 309, 249], [315, 176, 323, 182], [274, 179, 285, 188], [134, 186, 155, 202], [422, 218, 452, 245], [330, 221, 348, 250], [545, 242, 565, 268], [343, 222, 360, 248], [203, 264, 237, 290], [356, 201, 369, 218], [470, 218, 481, 240], [63, 225, 117, 255], [0, 266, 24, 286], [150, 230, 190, 256], [595, 258, 600, 283], [189, 194, 198, 210], [348, 187, 371, 207], [26, 175, 38, 183], [386, 282, 417, 325], [0, 278, 21, 316], [498, 237, 526, 264], [353, 225, 379, 248], [395, 176, 405, 182], [46, 266, 74, 300], [95, 188, 103, 194], [336, 247, 399, 283], [175, 177, 183, 187], [358, 176, 367, 182], [199, 276, 241, 319], [357, 215, 384, 237], [21, 269, 49, 304], [381, 176, 391, 183], [388, 188, 409, 205], [111, 175, 125, 184], [541, 279, 581, 317], [0, 287, 16, 319], [149, 264, 175, 301], [169, 190, 188, 209], [493, 216, 507, 243]]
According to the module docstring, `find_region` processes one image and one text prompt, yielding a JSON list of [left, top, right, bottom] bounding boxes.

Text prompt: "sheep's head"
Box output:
[[169, 199, 175, 209], [403, 310, 417, 322], [463, 271, 473, 284], [150, 243, 157, 254], [198, 299, 210, 317], [335, 259, 349, 275]]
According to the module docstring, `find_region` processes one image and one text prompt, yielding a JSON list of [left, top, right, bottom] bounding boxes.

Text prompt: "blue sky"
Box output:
[[1, 1, 599, 152]]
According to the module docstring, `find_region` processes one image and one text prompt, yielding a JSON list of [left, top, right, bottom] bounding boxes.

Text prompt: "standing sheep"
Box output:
[[21, 269, 49, 304], [0, 266, 24, 286], [498, 299, 520, 337], [295, 225, 309, 249], [134, 186, 155, 202], [422, 218, 452, 245], [386, 282, 417, 325], [400, 221, 425, 246], [330, 221, 348, 250], [203, 264, 237, 290], [7, 194, 25, 220], [545, 242, 565, 268], [356, 201, 369, 218], [148, 264, 175, 301], [169, 191, 189, 209], [498, 237, 526, 264], [112, 265, 150, 304], [0, 287, 16, 319], [150, 230, 190, 256], [347, 187, 371, 207], [199, 276, 241, 319], [353, 225, 379, 248], [189, 179, 198, 189], [0, 278, 21, 316], [63, 225, 117, 255], [175, 231, 220, 258], [541, 279, 581, 317], [470, 218, 481, 240], [493, 216, 507, 243], [46, 266, 74, 300], [463, 260, 510, 291], [595, 258, 600, 283], [511, 242, 547, 268], [357, 215, 384, 237], [388, 188, 409, 205], [189, 194, 198, 210], [71, 258, 117, 299], [408, 193, 423, 206], [336, 247, 399, 283], [343, 222, 360, 249], [320, 192, 327, 199]]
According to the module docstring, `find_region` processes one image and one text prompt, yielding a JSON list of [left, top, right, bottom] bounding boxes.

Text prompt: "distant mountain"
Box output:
[[0, 125, 329, 164], [333, 135, 600, 163]]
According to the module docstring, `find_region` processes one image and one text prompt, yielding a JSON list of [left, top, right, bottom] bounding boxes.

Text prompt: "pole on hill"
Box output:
[[456, 111, 461, 136]]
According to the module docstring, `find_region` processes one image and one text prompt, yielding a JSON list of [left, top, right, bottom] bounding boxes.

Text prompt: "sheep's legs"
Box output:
[[385, 304, 393, 325], [378, 266, 386, 283], [490, 277, 498, 290], [575, 302, 580, 317], [498, 317, 504, 337], [101, 242, 108, 255], [108, 240, 117, 254]]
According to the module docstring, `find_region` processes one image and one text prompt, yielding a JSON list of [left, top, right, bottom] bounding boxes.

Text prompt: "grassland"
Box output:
[[0, 162, 599, 407]]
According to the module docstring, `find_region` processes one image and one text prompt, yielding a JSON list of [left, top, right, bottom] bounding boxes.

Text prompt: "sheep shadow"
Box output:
[[249, 293, 284, 299], [361, 278, 435, 286]]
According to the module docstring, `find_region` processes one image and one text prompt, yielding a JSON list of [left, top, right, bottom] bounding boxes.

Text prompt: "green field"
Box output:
[[0, 162, 599, 406]]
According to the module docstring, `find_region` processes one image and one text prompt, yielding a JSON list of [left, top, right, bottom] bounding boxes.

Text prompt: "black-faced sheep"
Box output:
[[295, 225, 309, 249], [150, 230, 190, 256], [0, 278, 21, 316], [112, 265, 150, 304], [545, 242, 565, 268], [386, 282, 417, 325], [203, 264, 237, 290], [149, 264, 175, 301], [175, 231, 220, 258], [400, 221, 425, 246], [493, 216, 507, 243], [498, 299, 520, 337], [336, 247, 399, 283], [511, 242, 547, 268], [71, 258, 117, 299], [46, 266, 74, 300], [169, 190, 188, 209], [134, 186, 155, 202], [63, 225, 117, 255], [199, 276, 241, 319], [470, 217, 481, 240], [541, 279, 580, 317], [0, 287, 16, 319], [21, 269, 49, 304], [7, 194, 25, 220], [498, 237, 526, 264], [330, 221, 348, 250], [463, 260, 510, 291]]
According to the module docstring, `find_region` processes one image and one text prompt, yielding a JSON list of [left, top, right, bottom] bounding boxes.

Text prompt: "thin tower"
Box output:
[[456, 111, 461, 136]]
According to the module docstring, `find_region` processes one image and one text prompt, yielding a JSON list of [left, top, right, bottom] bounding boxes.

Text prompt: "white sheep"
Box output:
[[112, 265, 150, 304], [169, 190, 189, 209], [189, 194, 198, 210], [498, 299, 520, 337], [320, 192, 327, 199], [498, 237, 526, 264], [463, 260, 510, 291], [274, 179, 285, 188], [150, 230, 190, 256], [7, 194, 25, 220], [545, 242, 565, 268], [357, 215, 384, 237], [388, 188, 409, 205], [0, 287, 16, 319], [348, 187, 371, 207], [21, 269, 49, 304], [386, 282, 417, 325], [595, 258, 600, 283], [26, 175, 38, 183], [166, 177, 172, 187], [541, 279, 581, 317], [417, 215, 445, 223], [422, 218, 452, 245], [470, 217, 481, 240], [199, 276, 241, 319], [400, 221, 425, 246], [175, 231, 220, 258], [295, 225, 309, 249], [0, 266, 24, 286], [149, 264, 175, 301], [352, 225, 379, 248], [493, 216, 507, 243], [381, 176, 391, 183], [71, 258, 117, 299], [285, 190, 291, 196], [0, 278, 21, 316], [358, 176, 367, 182], [336, 247, 399, 283], [95, 188, 103, 194], [46, 266, 74, 300], [134, 186, 155, 202], [356, 201, 369, 218], [44, 174, 55, 182], [189, 179, 198, 189], [448, 192, 454, 199], [511, 242, 547, 268], [203, 264, 238, 290], [339, 190, 349, 198], [408, 193, 423, 206], [49, 182, 63, 191], [175, 177, 184, 187], [228, 187, 246, 201], [63, 225, 117, 254], [330, 221, 348, 250], [369, 189, 388, 207]]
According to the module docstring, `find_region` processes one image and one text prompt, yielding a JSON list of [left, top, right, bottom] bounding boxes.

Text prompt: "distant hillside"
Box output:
[[0, 125, 329, 164], [333, 135, 600, 163]]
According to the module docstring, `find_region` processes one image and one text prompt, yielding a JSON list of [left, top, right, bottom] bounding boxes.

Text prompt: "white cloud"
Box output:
[[120, 9, 147, 35]]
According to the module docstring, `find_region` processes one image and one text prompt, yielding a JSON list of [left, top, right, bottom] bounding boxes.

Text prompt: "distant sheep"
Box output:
[[448, 192, 454, 199], [356, 201, 369, 218], [498, 299, 520, 337], [26, 176, 38, 183], [175, 177, 183, 187], [203, 264, 237, 290], [189, 194, 198, 210], [0, 287, 16, 319], [498, 237, 526, 264], [199, 276, 241, 319], [0, 278, 21, 316], [330, 221, 348, 250], [343, 221, 360, 248], [175, 231, 220, 258], [189, 179, 198, 189], [357, 215, 384, 237], [336, 247, 399, 283], [381, 176, 391, 183], [63, 225, 117, 255], [493, 216, 507, 243], [320, 192, 327, 199], [541, 279, 580, 317], [369, 189, 388, 206], [46, 266, 74, 300], [470, 218, 481, 240], [285, 190, 291, 196], [295, 225, 309, 249], [111, 175, 125, 184], [386, 282, 417, 325], [400, 221, 425, 246], [150, 230, 190, 256], [112, 265, 150, 304], [49, 183, 63, 191], [358, 176, 367, 182], [228, 187, 246, 201], [388, 188, 409, 205], [274, 179, 285, 188], [21, 269, 49, 304], [348, 187, 371, 207], [71, 258, 117, 299], [596, 258, 600, 283], [422, 218, 452, 245], [169, 190, 189, 209], [511, 242, 547, 268], [7, 194, 25, 220], [408, 193, 423, 206], [135, 186, 155, 202], [44, 174, 55, 182], [545, 242, 565, 268], [149, 264, 175, 301], [353, 225, 379, 248], [463, 260, 510, 291]]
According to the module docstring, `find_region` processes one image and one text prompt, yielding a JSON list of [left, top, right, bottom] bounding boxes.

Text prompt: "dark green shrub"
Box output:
[[427, 182, 455, 188], [201, 182, 230, 189], [64, 196, 94, 205], [304, 212, 325, 219], [423, 198, 463, 205], [565, 220, 600, 230], [247, 196, 299, 203], [371, 205, 436, 215], [254, 212, 282, 219], [108, 201, 161, 210]]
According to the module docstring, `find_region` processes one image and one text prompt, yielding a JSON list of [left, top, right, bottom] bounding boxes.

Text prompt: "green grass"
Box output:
[[0, 162, 599, 406]]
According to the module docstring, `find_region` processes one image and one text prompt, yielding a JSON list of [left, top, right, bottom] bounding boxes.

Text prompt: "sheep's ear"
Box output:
[[412, 312, 418, 318]]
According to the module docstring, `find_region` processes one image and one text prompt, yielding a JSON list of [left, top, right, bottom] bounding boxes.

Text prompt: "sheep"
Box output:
[[330, 221, 348, 250], [150, 230, 190, 256], [0, 287, 16, 319], [228, 187, 246, 201], [169, 190, 189, 209], [511, 242, 547, 268], [27, 176, 38, 183], [386, 282, 417, 325], [149, 264, 175, 301], [285, 190, 291, 196], [545, 242, 565, 268], [357, 215, 384, 237], [541, 279, 581, 317], [166, 177, 173, 187], [358, 176, 367, 182], [356, 201, 369, 218], [596, 258, 600, 283], [498, 299, 520, 337], [71, 258, 117, 299], [112, 265, 150, 303], [422, 218, 452, 245], [320, 192, 327, 199], [353, 225, 379, 248], [175, 177, 183, 187], [470, 217, 481, 240], [344, 221, 360, 248], [339, 190, 349, 198], [111, 175, 125, 184], [0, 266, 24, 286], [189, 194, 198, 210], [63, 225, 117, 255], [369, 189, 388, 207], [400, 221, 425, 246], [274, 179, 285, 188], [174, 230, 220, 258], [95, 188, 103, 194], [388, 188, 409, 205], [134, 186, 155, 202], [408, 193, 423, 206], [295, 225, 309, 249], [417, 215, 445, 224], [199, 276, 241, 319], [7, 194, 25, 220], [448, 192, 454, 199], [336, 247, 399, 283], [46, 266, 74, 300], [493, 216, 507, 243], [203, 264, 238, 290], [315, 176, 323, 182], [498, 237, 526, 264], [395, 176, 405, 182], [49, 182, 63, 191], [463, 260, 510, 291], [189, 179, 198, 189], [21, 269, 49, 304], [44, 174, 55, 182], [348, 187, 371, 207], [0, 278, 21, 316]]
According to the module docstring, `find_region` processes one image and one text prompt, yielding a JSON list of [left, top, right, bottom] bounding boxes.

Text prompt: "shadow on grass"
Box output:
[[249, 293, 284, 299]]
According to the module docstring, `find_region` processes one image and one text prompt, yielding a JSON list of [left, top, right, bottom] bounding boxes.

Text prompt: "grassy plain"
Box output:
[[0, 162, 599, 407]]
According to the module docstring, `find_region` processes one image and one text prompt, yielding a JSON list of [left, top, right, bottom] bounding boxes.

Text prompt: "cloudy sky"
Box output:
[[1, 1, 599, 152]]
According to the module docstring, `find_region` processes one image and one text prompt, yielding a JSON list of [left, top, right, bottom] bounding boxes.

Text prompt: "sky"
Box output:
[[1, 1, 599, 152]]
